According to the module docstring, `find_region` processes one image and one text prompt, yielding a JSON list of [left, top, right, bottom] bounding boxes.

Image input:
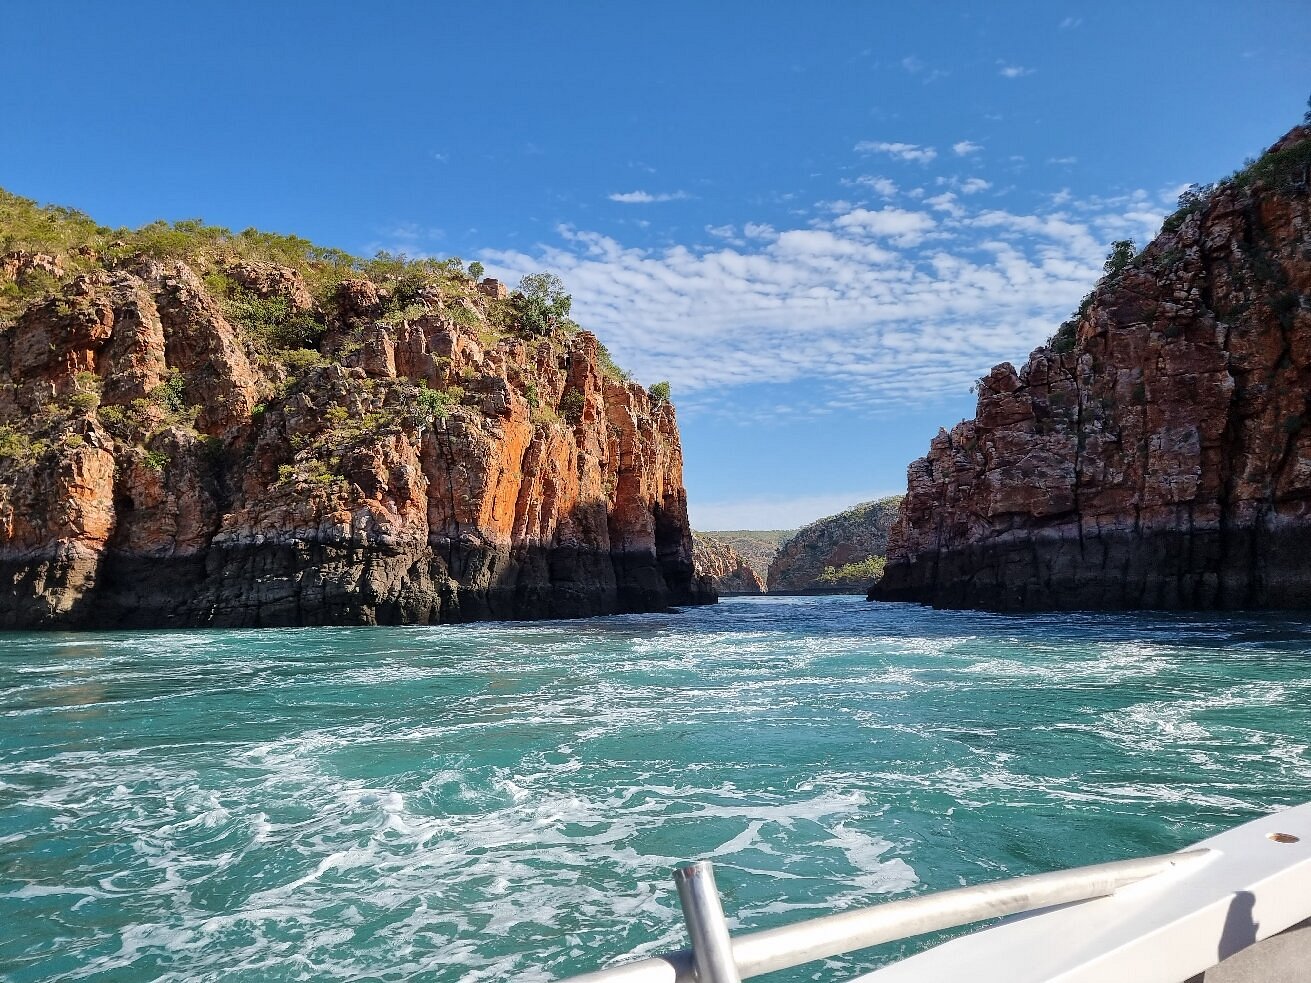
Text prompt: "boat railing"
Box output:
[[556, 849, 1211, 982]]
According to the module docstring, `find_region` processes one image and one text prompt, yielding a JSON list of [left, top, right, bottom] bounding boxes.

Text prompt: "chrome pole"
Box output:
[[556, 848, 1208, 983], [674, 861, 742, 983]]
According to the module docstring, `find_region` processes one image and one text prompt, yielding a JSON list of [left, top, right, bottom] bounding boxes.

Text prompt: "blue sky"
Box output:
[[4, 2, 1309, 528]]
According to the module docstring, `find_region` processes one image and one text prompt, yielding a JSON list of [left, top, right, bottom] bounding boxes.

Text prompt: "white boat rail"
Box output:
[[558, 849, 1210, 983]]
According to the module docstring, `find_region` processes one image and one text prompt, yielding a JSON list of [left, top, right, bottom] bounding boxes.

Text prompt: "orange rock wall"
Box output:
[[0, 258, 713, 627]]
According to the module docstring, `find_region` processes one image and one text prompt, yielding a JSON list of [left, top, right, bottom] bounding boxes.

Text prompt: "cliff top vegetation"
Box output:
[[778, 495, 904, 550], [1045, 121, 1311, 356], [0, 187, 631, 381]]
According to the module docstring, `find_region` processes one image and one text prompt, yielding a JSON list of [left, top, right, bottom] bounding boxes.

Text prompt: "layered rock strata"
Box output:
[[768, 497, 900, 593], [873, 126, 1311, 610], [692, 533, 765, 595], [0, 257, 713, 628]]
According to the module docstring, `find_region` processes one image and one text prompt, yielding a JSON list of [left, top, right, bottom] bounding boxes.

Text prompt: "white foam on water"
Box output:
[[6, 605, 1311, 981]]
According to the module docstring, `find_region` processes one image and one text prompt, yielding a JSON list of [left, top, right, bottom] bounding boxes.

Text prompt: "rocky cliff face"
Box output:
[[692, 533, 765, 595], [0, 236, 713, 627], [873, 125, 1311, 611], [699, 529, 792, 580], [768, 497, 900, 593]]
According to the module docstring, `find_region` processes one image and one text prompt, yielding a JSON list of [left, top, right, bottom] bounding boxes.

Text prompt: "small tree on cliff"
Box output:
[[1102, 239, 1137, 277], [514, 272, 573, 336], [648, 380, 671, 404]]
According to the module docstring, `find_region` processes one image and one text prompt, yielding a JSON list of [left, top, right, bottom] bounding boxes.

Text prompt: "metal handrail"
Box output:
[[558, 849, 1212, 982]]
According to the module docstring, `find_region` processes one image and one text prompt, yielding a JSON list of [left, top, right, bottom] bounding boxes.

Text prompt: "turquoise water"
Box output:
[[3, 596, 1311, 982]]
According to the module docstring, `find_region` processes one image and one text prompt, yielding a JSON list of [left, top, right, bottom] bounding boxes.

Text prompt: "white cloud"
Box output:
[[924, 192, 964, 217], [999, 64, 1035, 78], [952, 141, 982, 156], [815, 199, 854, 213], [854, 141, 938, 163], [936, 176, 993, 195], [608, 190, 690, 203], [693, 490, 900, 530], [853, 175, 898, 197], [1048, 156, 1078, 165], [1059, 16, 1082, 29], [706, 224, 739, 239], [833, 206, 937, 245], [480, 185, 1165, 417]]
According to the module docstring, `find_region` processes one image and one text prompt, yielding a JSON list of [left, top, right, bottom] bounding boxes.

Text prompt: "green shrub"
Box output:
[[414, 382, 456, 422], [97, 399, 156, 440], [277, 459, 338, 488], [1162, 184, 1213, 233], [0, 425, 38, 462], [468, 261, 485, 281], [142, 449, 169, 472], [559, 388, 586, 423], [0, 267, 63, 322], [817, 556, 887, 586], [597, 341, 629, 382], [648, 380, 671, 404], [0, 188, 105, 255], [380, 302, 428, 327], [279, 348, 328, 374], [1238, 139, 1311, 193], [151, 370, 188, 414], [513, 272, 573, 337], [1047, 321, 1077, 354], [1103, 239, 1137, 277], [67, 390, 100, 413], [220, 287, 325, 353]]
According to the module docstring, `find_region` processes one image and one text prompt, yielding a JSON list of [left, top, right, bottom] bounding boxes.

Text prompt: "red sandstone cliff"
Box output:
[[873, 125, 1311, 610], [0, 245, 713, 627]]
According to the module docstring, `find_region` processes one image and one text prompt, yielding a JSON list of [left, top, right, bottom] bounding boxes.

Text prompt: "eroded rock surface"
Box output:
[[873, 126, 1311, 611], [0, 258, 713, 628], [692, 533, 765, 595]]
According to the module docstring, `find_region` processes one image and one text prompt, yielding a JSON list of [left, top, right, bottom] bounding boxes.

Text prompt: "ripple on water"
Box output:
[[3, 597, 1311, 981]]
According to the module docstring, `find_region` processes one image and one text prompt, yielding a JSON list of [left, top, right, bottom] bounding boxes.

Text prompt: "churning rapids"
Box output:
[[4, 596, 1311, 981]]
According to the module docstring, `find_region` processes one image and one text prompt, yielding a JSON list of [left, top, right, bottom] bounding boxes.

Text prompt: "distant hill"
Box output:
[[767, 497, 902, 593], [691, 534, 766, 595], [698, 529, 794, 580]]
